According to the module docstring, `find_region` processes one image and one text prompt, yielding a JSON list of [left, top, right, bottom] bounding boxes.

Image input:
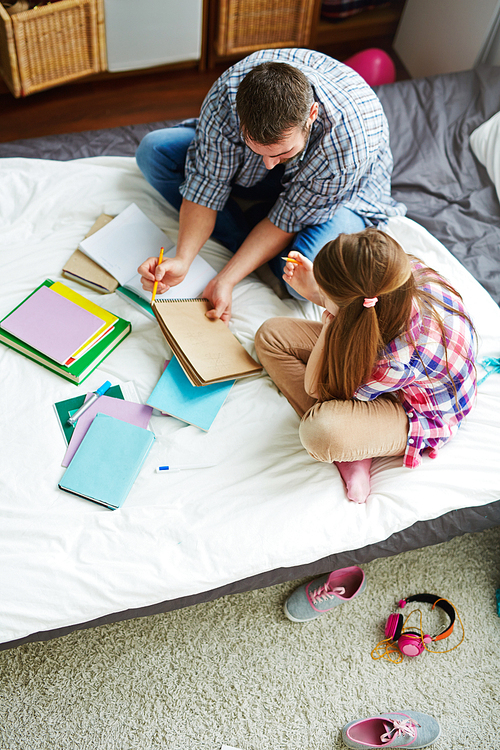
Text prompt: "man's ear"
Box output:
[[308, 102, 319, 124]]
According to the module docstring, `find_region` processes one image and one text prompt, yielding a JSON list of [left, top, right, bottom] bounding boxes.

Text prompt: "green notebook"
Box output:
[[0, 280, 131, 384], [53, 384, 125, 444]]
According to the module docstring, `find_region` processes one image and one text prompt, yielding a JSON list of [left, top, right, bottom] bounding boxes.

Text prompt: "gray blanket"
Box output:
[[376, 65, 500, 304]]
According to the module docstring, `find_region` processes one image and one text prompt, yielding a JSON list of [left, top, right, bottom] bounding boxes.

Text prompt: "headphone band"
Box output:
[[374, 593, 464, 662], [403, 594, 456, 641]]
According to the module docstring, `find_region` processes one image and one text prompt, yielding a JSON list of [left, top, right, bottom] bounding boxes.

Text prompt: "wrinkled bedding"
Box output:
[[0, 67, 499, 650]]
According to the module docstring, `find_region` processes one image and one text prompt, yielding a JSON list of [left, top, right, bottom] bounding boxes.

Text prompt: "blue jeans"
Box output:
[[136, 125, 367, 298]]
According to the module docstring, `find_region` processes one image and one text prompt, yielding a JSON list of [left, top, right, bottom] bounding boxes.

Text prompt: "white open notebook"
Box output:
[[78, 203, 217, 310]]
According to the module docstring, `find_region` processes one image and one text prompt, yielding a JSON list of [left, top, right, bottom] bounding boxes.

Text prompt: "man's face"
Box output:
[[245, 126, 309, 170], [243, 102, 319, 171]]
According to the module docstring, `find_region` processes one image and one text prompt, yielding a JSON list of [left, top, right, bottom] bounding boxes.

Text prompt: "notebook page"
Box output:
[[78, 203, 174, 286]]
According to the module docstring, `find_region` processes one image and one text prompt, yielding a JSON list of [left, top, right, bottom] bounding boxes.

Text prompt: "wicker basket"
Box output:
[[216, 0, 317, 57], [0, 0, 106, 97]]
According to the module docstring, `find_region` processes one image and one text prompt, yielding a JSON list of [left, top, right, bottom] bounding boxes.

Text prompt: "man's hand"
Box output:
[[199, 218, 296, 323], [137, 255, 190, 295], [202, 275, 234, 324]]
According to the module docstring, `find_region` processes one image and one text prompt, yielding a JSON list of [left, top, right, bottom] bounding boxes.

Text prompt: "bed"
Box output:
[[1, 65, 499, 651]]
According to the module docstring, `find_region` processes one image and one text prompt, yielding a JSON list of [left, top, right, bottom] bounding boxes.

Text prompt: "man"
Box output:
[[136, 48, 405, 322]]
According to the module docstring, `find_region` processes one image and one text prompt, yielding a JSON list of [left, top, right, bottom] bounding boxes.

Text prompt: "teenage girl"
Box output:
[[254, 228, 477, 504]]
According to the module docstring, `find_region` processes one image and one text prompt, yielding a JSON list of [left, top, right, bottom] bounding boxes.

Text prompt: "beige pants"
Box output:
[[255, 317, 409, 463]]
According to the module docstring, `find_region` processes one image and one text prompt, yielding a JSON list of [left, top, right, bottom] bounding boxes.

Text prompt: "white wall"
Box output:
[[393, 0, 500, 78], [104, 0, 203, 72], [485, 13, 500, 65]]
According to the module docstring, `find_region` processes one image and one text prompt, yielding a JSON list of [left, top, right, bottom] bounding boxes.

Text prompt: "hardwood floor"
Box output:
[[0, 64, 226, 143]]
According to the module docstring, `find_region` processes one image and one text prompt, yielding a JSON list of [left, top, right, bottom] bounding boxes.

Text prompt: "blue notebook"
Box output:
[[58, 413, 155, 509], [147, 355, 234, 431]]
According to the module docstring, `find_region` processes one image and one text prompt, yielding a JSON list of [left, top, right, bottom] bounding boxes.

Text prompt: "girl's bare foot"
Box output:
[[335, 459, 372, 503]]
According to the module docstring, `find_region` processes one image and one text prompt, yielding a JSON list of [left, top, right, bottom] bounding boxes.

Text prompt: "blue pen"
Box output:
[[155, 465, 213, 473], [66, 381, 112, 425]]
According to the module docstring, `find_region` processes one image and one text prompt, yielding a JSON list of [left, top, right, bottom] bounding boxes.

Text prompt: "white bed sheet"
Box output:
[[1, 156, 499, 646]]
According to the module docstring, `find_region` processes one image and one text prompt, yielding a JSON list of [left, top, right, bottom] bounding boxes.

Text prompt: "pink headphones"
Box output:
[[384, 593, 456, 657]]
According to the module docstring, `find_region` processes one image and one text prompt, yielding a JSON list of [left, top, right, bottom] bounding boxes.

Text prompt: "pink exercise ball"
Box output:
[[344, 48, 396, 87]]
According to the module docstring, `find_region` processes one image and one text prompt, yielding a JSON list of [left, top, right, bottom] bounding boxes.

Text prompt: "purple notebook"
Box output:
[[0, 285, 104, 365], [62, 395, 154, 467]]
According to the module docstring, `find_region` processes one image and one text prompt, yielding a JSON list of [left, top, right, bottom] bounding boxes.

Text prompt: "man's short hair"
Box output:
[[236, 61, 314, 145]]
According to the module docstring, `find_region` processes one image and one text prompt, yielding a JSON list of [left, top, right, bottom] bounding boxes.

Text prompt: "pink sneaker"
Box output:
[[342, 710, 441, 748], [284, 566, 366, 622]]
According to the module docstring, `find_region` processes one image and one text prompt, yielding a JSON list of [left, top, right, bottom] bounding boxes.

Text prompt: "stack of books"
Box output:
[[0, 279, 131, 384], [54, 385, 155, 510], [58, 412, 155, 510]]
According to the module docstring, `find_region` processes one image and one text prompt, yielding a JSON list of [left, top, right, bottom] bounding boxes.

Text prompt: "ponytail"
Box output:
[[312, 228, 476, 403], [318, 298, 383, 400], [313, 229, 413, 401]]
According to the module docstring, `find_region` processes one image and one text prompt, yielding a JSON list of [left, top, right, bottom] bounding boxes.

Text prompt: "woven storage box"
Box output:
[[216, 0, 317, 57], [0, 0, 106, 97]]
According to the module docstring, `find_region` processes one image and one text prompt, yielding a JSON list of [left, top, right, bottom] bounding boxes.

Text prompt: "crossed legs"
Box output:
[[255, 317, 409, 502]]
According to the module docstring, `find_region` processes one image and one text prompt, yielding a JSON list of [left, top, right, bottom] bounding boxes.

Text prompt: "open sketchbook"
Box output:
[[151, 298, 262, 386], [78, 203, 217, 314]]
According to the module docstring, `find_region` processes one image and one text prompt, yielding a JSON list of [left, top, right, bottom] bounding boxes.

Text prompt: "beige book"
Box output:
[[152, 298, 262, 386], [63, 214, 119, 293]]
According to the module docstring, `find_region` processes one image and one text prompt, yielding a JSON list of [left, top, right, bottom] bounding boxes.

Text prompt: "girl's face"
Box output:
[[318, 287, 339, 317]]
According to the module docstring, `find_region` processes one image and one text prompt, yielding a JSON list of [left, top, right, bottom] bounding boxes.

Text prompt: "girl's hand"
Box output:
[[282, 252, 322, 305]]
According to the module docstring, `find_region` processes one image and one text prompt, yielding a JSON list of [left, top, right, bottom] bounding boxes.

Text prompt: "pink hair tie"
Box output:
[[363, 297, 378, 308]]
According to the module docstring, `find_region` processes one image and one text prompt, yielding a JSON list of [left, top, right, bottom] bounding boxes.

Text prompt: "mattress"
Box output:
[[1, 66, 499, 650]]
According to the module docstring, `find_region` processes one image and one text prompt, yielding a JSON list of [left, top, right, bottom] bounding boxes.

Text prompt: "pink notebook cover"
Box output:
[[0, 285, 104, 365], [62, 395, 154, 467]]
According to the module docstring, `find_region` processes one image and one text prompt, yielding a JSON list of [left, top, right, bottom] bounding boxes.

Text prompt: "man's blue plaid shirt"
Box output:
[[180, 48, 406, 233]]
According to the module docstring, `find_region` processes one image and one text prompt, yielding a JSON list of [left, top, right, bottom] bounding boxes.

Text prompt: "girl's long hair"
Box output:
[[312, 228, 475, 402]]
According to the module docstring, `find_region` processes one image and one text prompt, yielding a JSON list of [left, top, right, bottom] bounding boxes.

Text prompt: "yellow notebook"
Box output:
[[152, 298, 262, 386], [50, 281, 118, 361]]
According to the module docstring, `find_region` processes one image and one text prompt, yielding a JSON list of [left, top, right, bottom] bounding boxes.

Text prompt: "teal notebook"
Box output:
[[146, 355, 234, 431], [58, 413, 155, 509], [0, 280, 131, 384]]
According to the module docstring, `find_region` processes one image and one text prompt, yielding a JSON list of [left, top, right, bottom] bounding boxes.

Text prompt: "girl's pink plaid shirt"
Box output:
[[355, 271, 477, 468]]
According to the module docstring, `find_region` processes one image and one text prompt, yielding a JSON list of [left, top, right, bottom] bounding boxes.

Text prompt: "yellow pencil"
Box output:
[[281, 256, 302, 265], [151, 246, 164, 305]]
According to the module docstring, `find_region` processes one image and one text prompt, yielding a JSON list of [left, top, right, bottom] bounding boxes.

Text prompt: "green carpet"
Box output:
[[1, 525, 499, 750]]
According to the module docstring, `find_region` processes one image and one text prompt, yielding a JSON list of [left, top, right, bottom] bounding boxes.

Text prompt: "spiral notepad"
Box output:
[[151, 298, 262, 386]]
